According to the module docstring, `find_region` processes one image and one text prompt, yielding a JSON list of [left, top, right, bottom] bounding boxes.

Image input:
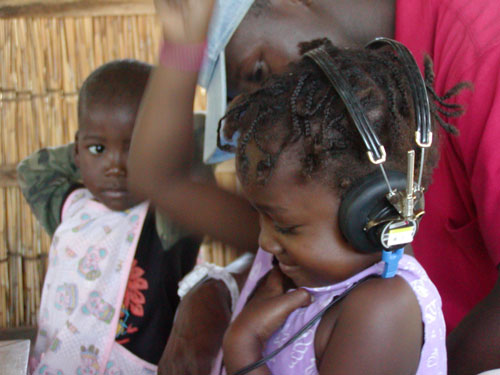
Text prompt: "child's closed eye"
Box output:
[[274, 223, 299, 235], [88, 144, 105, 155]]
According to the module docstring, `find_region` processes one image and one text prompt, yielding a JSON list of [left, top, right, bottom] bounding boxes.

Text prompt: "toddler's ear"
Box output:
[[74, 131, 80, 168]]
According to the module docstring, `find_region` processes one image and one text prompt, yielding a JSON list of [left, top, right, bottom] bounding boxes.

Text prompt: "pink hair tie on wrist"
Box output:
[[159, 39, 207, 72]]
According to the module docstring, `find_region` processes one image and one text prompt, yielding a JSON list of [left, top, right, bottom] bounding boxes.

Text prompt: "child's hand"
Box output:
[[223, 267, 311, 373], [154, 0, 215, 43], [237, 267, 311, 344]]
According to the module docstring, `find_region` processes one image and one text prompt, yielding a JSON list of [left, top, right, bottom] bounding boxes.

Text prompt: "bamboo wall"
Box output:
[[0, 11, 234, 329]]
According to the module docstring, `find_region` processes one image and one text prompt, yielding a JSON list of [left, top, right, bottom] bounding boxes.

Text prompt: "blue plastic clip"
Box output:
[[381, 248, 404, 278]]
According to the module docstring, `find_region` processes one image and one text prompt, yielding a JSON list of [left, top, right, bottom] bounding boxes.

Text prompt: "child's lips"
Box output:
[[102, 189, 128, 199]]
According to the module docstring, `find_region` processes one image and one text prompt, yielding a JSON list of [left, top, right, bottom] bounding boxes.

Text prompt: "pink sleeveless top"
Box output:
[[218, 249, 446, 375]]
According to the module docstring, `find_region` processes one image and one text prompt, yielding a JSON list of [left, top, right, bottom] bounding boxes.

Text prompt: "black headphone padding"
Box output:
[[338, 170, 407, 253]]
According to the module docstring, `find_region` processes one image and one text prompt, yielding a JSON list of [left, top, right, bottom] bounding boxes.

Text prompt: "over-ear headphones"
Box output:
[[305, 38, 432, 254]]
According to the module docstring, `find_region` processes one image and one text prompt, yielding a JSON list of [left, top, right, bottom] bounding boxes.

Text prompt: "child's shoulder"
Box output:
[[333, 258, 426, 333], [341, 274, 420, 316], [315, 275, 423, 371]]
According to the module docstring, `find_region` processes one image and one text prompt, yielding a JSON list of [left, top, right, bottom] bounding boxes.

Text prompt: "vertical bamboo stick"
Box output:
[[0, 19, 6, 327]]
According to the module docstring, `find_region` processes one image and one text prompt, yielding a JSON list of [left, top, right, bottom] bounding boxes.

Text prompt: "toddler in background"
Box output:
[[18, 59, 209, 374]]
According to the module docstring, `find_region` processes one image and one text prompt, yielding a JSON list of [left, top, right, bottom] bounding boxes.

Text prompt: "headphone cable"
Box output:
[[229, 274, 378, 375]]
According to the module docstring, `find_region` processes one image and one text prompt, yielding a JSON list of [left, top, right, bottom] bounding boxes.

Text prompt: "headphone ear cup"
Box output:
[[338, 170, 407, 253]]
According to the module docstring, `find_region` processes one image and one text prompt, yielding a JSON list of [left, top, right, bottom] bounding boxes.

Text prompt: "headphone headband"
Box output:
[[305, 39, 429, 254], [365, 38, 433, 147], [304, 46, 387, 164]]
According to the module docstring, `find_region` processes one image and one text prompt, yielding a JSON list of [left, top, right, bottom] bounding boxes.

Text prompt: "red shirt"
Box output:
[[395, 0, 500, 332]]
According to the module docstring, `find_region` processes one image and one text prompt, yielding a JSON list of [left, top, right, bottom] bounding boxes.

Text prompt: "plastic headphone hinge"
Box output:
[[381, 248, 404, 278]]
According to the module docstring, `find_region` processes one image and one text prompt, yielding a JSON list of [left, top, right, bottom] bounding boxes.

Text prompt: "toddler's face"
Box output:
[[75, 102, 142, 211], [240, 143, 380, 287]]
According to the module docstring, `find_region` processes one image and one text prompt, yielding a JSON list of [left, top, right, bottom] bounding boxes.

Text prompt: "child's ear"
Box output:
[[74, 131, 80, 168]]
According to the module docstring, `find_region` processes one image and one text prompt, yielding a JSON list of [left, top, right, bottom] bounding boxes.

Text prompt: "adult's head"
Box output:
[[201, 0, 396, 163], [75, 59, 152, 211]]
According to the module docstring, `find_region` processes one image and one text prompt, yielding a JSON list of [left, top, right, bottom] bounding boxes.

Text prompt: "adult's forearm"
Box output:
[[128, 66, 259, 250], [129, 66, 198, 196], [159, 254, 254, 375], [159, 278, 232, 375], [447, 277, 500, 375]]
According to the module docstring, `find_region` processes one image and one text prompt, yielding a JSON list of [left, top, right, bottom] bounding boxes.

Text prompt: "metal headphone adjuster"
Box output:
[[367, 146, 386, 165], [386, 150, 425, 220]]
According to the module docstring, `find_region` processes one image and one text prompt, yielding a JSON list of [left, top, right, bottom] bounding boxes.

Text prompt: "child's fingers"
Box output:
[[253, 267, 286, 299], [264, 267, 286, 289], [253, 289, 312, 341], [273, 288, 312, 315]]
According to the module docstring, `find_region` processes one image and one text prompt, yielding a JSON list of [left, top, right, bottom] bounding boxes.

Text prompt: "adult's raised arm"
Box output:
[[128, 0, 259, 252]]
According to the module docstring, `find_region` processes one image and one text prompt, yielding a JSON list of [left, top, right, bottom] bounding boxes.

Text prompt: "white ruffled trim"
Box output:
[[178, 263, 239, 312]]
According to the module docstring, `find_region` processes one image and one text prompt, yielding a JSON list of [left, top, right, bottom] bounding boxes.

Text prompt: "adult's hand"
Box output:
[[159, 254, 254, 375], [159, 278, 231, 375], [154, 0, 215, 43]]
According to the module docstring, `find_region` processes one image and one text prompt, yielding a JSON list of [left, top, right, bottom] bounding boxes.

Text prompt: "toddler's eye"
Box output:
[[88, 144, 105, 155]]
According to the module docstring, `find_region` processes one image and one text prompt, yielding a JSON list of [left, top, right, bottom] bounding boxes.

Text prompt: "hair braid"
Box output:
[[423, 56, 471, 136]]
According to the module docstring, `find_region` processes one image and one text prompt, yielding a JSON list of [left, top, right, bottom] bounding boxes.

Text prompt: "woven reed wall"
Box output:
[[0, 13, 235, 329], [199, 159, 241, 267]]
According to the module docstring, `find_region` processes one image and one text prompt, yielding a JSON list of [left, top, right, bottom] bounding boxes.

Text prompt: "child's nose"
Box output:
[[258, 218, 283, 256], [105, 152, 127, 177]]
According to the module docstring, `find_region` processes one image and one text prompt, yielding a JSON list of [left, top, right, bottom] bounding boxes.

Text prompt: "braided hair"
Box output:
[[218, 38, 469, 196]]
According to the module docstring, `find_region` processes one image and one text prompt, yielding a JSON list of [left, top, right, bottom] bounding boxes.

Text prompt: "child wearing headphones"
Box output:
[[214, 37, 469, 375], [128, 4, 468, 374]]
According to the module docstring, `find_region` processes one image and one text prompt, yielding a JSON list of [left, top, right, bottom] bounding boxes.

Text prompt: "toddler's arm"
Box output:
[[17, 144, 81, 236], [128, 0, 259, 251]]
